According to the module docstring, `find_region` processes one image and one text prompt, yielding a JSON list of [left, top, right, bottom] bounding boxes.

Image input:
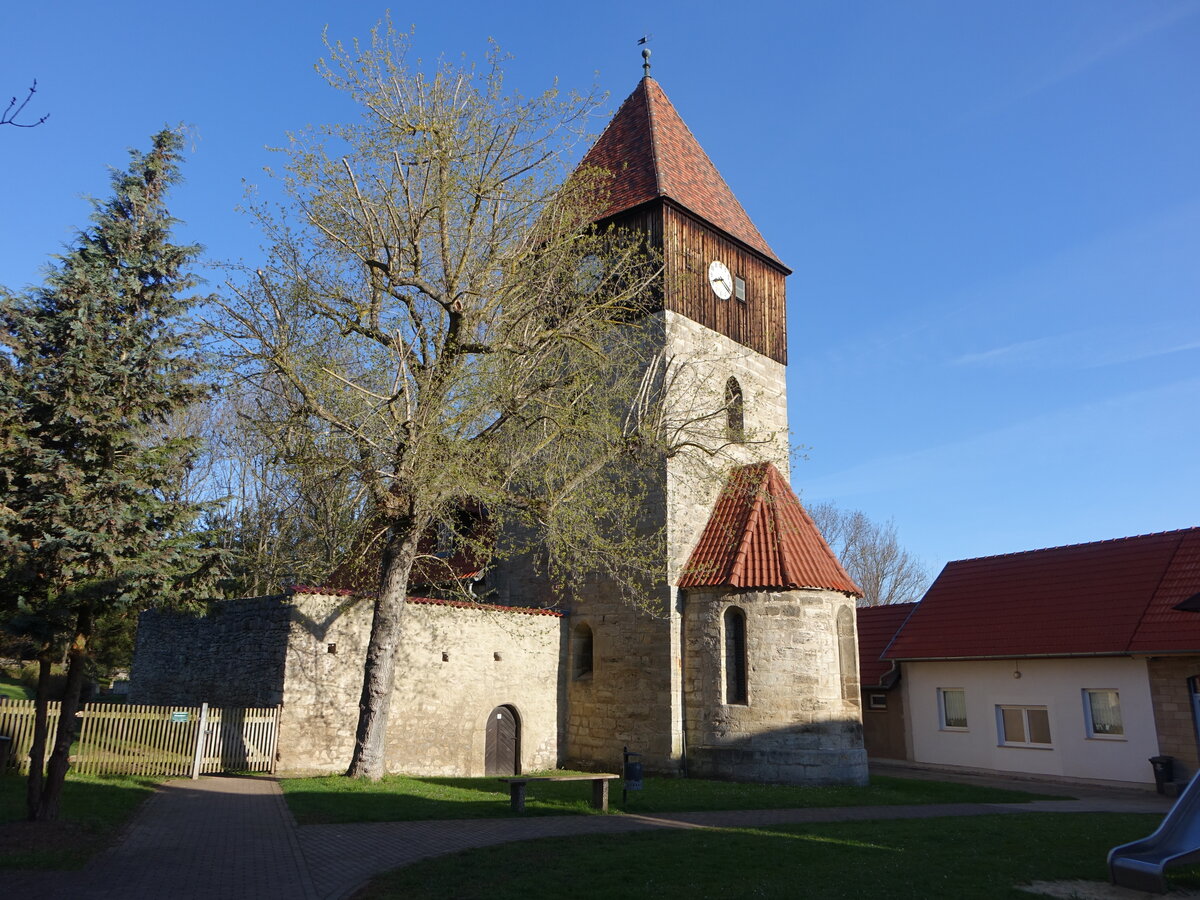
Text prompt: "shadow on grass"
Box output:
[[284, 773, 597, 825], [0, 773, 157, 869], [281, 773, 1061, 826], [353, 812, 1176, 900]]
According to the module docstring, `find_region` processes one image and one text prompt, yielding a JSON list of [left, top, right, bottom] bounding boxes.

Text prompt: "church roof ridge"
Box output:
[[579, 77, 785, 268], [679, 462, 861, 595]]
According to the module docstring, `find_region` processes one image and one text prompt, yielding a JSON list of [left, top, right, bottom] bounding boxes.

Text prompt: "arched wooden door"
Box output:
[[485, 705, 519, 775]]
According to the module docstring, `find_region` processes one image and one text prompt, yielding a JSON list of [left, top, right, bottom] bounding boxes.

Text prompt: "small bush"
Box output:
[[17, 664, 68, 700]]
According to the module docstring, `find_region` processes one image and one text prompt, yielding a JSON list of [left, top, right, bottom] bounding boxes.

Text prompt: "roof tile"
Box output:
[[679, 462, 861, 594], [856, 603, 917, 687], [580, 77, 784, 266], [886, 528, 1200, 659]]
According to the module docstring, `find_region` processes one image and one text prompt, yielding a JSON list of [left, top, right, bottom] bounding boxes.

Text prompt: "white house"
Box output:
[[875, 528, 1200, 787]]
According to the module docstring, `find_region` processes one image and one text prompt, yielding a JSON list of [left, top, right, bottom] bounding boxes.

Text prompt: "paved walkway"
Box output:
[[5, 774, 1177, 900]]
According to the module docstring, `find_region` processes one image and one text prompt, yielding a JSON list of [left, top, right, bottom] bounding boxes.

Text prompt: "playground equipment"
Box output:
[[1109, 771, 1200, 892]]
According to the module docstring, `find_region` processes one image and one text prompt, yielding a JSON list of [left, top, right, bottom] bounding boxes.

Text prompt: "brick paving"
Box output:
[[4, 774, 1176, 900]]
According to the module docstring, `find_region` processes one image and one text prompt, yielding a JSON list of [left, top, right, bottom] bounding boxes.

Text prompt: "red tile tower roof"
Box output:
[[679, 462, 861, 594], [579, 76, 785, 268], [886, 528, 1200, 660], [856, 602, 918, 687]]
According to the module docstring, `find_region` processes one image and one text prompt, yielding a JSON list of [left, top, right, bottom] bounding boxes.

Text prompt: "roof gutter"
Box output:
[[888, 651, 1131, 662]]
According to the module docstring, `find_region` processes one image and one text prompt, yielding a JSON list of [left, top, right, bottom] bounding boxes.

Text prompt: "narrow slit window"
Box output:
[[724, 606, 748, 705], [572, 623, 594, 680], [725, 377, 745, 442]]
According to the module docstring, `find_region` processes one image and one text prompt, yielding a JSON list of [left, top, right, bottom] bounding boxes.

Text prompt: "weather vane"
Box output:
[[638, 34, 653, 77]]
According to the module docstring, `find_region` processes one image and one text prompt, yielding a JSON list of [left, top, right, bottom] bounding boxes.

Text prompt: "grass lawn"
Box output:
[[354, 812, 1194, 899], [0, 674, 34, 701], [0, 773, 158, 869], [281, 772, 1059, 825]]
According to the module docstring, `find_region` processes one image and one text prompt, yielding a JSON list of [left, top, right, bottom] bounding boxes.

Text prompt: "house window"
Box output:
[[724, 606, 748, 705], [734, 275, 746, 302], [997, 705, 1052, 746], [724, 377, 744, 442], [938, 688, 968, 730], [572, 623, 593, 680], [868, 693, 888, 710], [1083, 690, 1124, 738]]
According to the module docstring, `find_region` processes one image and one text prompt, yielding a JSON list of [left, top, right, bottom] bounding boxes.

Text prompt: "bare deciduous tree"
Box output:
[[807, 501, 930, 606], [186, 389, 367, 598], [2, 80, 48, 128], [213, 22, 690, 780]]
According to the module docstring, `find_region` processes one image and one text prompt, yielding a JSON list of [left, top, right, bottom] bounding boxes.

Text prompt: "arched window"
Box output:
[[725, 377, 744, 442], [837, 607, 858, 702], [572, 623, 594, 680], [724, 606, 748, 705]]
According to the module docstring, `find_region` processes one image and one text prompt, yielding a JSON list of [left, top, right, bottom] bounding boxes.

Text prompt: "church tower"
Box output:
[[557, 63, 869, 784]]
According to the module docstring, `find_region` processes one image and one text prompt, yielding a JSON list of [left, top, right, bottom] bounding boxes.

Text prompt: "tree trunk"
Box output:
[[34, 606, 93, 821], [24, 647, 54, 821], [345, 524, 420, 780]]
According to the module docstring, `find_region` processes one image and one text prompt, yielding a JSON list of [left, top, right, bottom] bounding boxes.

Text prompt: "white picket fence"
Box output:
[[0, 699, 279, 777]]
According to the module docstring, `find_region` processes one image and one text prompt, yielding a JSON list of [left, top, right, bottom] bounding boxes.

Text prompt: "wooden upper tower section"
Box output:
[[578, 76, 791, 363]]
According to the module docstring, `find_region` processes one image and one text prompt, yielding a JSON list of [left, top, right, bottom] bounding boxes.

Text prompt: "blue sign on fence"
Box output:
[[170, 711, 189, 723]]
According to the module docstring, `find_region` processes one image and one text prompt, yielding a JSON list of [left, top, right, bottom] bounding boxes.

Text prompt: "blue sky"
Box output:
[[4, 1, 1198, 574]]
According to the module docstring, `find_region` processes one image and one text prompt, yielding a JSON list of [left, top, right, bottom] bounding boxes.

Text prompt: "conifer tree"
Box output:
[[0, 129, 210, 820]]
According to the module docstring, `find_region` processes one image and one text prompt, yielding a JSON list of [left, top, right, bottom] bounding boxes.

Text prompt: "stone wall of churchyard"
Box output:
[[682, 587, 868, 785], [278, 592, 563, 776], [1147, 655, 1200, 781], [129, 597, 292, 708]]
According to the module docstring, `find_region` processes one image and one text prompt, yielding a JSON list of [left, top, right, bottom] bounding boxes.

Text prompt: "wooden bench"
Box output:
[[497, 774, 621, 813]]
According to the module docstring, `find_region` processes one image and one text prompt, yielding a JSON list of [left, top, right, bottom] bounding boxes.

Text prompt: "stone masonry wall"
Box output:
[[278, 592, 563, 776], [1147, 655, 1200, 781], [682, 588, 868, 785], [563, 589, 677, 774], [661, 312, 792, 769], [129, 597, 292, 707], [565, 312, 796, 776], [663, 310, 790, 586]]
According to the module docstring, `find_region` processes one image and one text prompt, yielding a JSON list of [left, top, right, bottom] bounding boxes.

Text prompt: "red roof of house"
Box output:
[[886, 528, 1200, 660], [579, 76, 785, 268], [856, 603, 917, 687], [679, 462, 861, 594]]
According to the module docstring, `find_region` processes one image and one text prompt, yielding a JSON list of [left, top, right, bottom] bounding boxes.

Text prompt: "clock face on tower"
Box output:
[[708, 260, 733, 300]]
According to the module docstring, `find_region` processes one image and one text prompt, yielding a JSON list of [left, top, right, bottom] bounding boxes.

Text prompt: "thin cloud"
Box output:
[[950, 330, 1200, 371], [1085, 337, 1200, 369], [803, 375, 1200, 503], [1019, 2, 1200, 101], [951, 337, 1057, 367], [955, 2, 1200, 125]]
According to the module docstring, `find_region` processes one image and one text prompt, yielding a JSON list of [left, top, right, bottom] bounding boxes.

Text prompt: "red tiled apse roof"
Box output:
[[679, 462, 860, 595]]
